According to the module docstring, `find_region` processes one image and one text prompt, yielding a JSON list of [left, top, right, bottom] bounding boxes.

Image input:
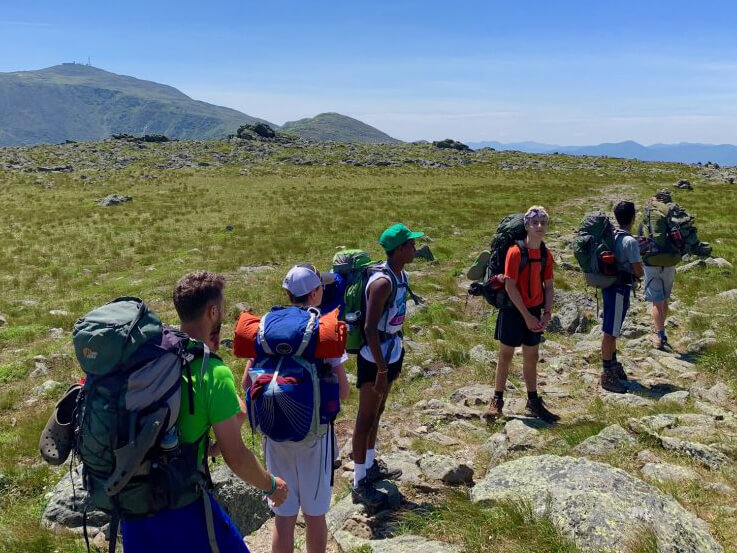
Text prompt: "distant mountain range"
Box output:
[[468, 140, 737, 165], [0, 64, 399, 146], [282, 112, 399, 143]]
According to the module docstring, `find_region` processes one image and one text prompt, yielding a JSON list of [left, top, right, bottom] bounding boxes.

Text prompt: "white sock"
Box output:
[[366, 448, 376, 467], [354, 463, 366, 487]]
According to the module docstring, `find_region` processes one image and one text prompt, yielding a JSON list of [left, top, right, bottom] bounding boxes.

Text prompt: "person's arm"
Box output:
[[541, 278, 554, 330], [332, 361, 350, 401], [364, 277, 393, 395], [213, 414, 288, 506], [241, 359, 253, 391], [631, 262, 644, 279], [505, 278, 542, 331], [627, 236, 644, 279]]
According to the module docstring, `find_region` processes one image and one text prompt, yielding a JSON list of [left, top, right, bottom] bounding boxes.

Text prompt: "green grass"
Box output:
[[1, 137, 734, 551], [399, 492, 581, 553]]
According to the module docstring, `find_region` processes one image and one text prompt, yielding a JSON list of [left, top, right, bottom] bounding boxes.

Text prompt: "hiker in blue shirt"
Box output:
[[600, 202, 644, 393]]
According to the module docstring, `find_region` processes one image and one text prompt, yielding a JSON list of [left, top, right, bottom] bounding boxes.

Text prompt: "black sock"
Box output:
[[494, 390, 504, 400], [527, 390, 538, 400], [602, 359, 614, 370], [612, 352, 618, 364]]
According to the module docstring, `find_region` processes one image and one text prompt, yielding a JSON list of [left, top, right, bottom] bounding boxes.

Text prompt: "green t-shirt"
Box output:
[[178, 341, 241, 463]]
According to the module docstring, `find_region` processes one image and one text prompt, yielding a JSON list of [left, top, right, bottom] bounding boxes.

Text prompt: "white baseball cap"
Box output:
[[282, 264, 335, 297]]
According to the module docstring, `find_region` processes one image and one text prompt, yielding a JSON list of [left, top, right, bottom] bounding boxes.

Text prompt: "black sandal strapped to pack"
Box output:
[[39, 383, 82, 466]]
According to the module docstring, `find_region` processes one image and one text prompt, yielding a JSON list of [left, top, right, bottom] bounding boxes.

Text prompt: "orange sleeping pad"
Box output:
[[233, 308, 347, 359]]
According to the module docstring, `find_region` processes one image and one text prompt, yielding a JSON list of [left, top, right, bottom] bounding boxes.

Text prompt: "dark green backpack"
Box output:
[[73, 298, 217, 550], [573, 212, 619, 288], [332, 249, 419, 353], [467, 214, 548, 308]]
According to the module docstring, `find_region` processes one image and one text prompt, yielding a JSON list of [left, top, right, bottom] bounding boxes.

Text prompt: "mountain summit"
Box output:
[[0, 63, 269, 146], [281, 112, 400, 143]]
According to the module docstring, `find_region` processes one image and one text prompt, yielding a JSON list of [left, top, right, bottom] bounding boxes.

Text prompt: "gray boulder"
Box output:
[[641, 462, 699, 483], [504, 419, 543, 451], [42, 473, 108, 535], [97, 194, 132, 207], [449, 384, 495, 406], [413, 244, 435, 262], [469, 344, 496, 365], [547, 291, 595, 334], [419, 453, 474, 485], [573, 424, 635, 456], [210, 464, 270, 535], [333, 532, 461, 553], [471, 455, 723, 552]]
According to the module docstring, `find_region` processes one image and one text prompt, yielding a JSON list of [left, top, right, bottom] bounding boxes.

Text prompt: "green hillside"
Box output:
[[281, 112, 400, 143], [0, 63, 270, 145]]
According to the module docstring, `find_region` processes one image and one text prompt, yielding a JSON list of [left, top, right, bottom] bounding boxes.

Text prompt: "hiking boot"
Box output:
[[366, 459, 402, 483], [601, 370, 627, 394], [614, 362, 628, 381], [652, 333, 673, 352], [524, 397, 560, 423], [351, 478, 386, 514], [483, 397, 504, 421]]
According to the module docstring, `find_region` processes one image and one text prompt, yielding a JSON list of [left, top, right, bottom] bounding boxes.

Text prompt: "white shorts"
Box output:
[[264, 432, 335, 517], [644, 265, 676, 303]]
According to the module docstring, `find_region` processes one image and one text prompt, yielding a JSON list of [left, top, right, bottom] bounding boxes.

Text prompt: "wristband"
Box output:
[[377, 369, 388, 375], [261, 474, 277, 496]]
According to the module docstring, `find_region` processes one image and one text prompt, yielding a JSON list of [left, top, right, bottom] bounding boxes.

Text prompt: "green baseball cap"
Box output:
[[379, 223, 425, 252]]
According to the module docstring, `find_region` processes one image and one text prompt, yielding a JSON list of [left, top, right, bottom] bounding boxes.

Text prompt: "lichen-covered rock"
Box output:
[[504, 419, 543, 450], [210, 464, 270, 536], [471, 455, 723, 552], [641, 462, 699, 483], [334, 531, 461, 553], [449, 384, 495, 406], [42, 473, 108, 536], [573, 424, 635, 456], [419, 453, 474, 485], [659, 437, 729, 470]]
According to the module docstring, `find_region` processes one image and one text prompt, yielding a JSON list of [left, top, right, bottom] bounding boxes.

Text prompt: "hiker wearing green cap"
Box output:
[[351, 222, 423, 510]]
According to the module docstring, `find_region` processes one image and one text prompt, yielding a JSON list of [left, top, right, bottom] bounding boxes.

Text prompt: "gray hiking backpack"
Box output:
[[73, 297, 218, 552]]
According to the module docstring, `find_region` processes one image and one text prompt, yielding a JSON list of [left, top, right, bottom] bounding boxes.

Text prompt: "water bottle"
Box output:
[[160, 426, 179, 456]]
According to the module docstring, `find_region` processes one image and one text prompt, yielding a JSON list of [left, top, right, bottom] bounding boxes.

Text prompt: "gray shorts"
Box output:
[[644, 265, 676, 303]]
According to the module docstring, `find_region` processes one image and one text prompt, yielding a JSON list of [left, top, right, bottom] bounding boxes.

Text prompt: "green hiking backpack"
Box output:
[[573, 212, 619, 288], [332, 249, 420, 353], [467, 213, 548, 308], [72, 298, 218, 551], [639, 200, 707, 266]]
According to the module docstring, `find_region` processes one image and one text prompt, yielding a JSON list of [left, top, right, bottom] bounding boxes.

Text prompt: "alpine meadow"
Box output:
[[1, 132, 737, 552]]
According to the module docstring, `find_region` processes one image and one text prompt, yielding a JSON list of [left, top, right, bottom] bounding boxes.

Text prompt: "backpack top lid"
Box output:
[[257, 305, 320, 359], [332, 250, 373, 276], [73, 296, 163, 376]]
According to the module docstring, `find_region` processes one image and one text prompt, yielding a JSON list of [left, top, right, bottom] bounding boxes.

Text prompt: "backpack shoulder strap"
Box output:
[[295, 308, 319, 357], [515, 240, 529, 273], [540, 242, 548, 278]]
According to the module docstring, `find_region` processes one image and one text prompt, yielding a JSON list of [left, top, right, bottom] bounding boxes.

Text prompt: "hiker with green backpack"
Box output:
[[639, 189, 710, 351], [347, 223, 423, 511], [474, 207, 559, 423], [112, 272, 287, 552]]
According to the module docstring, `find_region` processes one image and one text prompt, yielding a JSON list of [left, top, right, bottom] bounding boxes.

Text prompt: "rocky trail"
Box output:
[[41, 229, 737, 552]]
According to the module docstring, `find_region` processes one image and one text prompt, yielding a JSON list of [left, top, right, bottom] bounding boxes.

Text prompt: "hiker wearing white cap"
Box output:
[[241, 264, 349, 553]]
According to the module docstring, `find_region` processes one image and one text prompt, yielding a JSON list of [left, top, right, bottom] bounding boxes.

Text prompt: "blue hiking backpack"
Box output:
[[245, 306, 341, 444]]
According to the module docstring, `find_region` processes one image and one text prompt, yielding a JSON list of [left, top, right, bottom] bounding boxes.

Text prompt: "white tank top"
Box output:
[[359, 264, 408, 364]]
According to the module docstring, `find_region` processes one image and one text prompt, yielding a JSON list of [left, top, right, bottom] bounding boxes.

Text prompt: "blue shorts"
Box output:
[[602, 284, 631, 338], [121, 492, 249, 553]]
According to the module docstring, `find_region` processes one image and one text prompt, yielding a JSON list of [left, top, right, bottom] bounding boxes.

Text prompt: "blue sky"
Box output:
[[2, 1, 736, 144]]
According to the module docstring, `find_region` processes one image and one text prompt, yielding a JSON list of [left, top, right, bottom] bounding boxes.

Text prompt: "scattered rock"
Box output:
[[42, 472, 108, 535], [34, 380, 63, 397], [601, 392, 655, 408], [97, 194, 132, 207], [413, 245, 435, 262], [468, 344, 496, 365], [380, 451, 423, 485], [504, 419, 543, 450], [573, 424, 635, 456], [418, 453, 474, 485], [432, 138, 470, 151], [704, 257, 732, 269], [449, 384, 495, 406], [0, 313, 7, 327], [659, 390, 690, 405], [30, 356, 50, 378], [333, 532, 461, 553], [238, 265, 274, 276], [717, 289, 737, 300], [210, 464, 270, 535], [48, 327, 65, 339], [676, 179, 693, 190], [547, 291, 595, 334], [471, 455, 722, 553], [641, 462, 699, 483], [481, 433, 509, 461], [49, 309, 70, 317], [659, 437, 729, 470], [636, 449, 663, 464]]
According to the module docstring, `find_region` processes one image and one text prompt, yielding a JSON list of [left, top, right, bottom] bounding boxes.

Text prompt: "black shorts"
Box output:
[[356, 348, 405, 389], [495, 305, 543, 348]]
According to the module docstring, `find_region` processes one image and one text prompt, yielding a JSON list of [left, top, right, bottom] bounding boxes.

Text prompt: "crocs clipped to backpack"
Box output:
[[39, 383, 82, 465]]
